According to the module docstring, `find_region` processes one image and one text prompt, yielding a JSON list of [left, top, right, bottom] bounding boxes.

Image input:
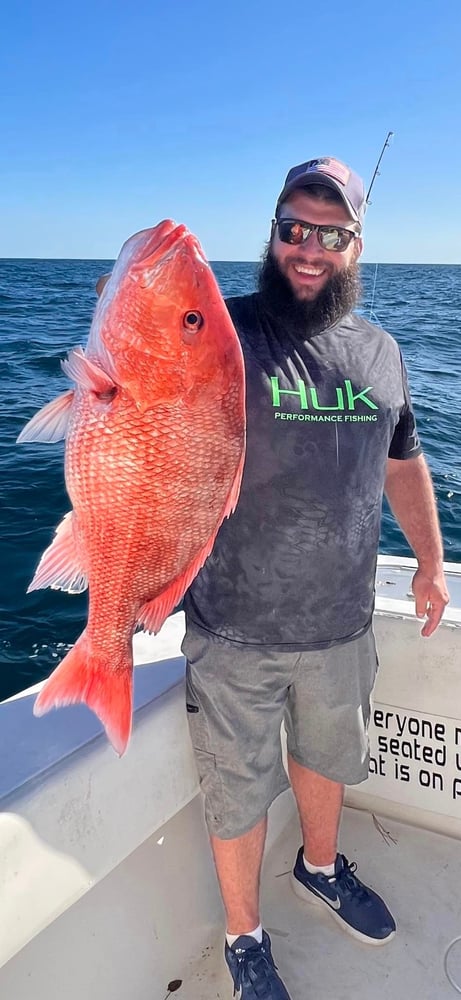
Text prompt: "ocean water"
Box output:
[[1, 259, 460, 702]]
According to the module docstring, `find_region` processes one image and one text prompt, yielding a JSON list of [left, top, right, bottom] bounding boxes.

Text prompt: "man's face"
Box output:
[[272, 189, 363, 302]]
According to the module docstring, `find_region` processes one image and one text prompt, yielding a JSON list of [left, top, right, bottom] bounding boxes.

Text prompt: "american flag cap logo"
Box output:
[[276, 156, 366, 227], [304, 158, 351, 186]]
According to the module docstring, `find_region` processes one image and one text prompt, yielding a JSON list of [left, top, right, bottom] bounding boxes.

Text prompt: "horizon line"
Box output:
[[0, 257, 460, 267]]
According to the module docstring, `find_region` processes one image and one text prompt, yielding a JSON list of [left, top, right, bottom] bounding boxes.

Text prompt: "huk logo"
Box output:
[[270, 377, 378, 411], [270, 377, 379, 424]]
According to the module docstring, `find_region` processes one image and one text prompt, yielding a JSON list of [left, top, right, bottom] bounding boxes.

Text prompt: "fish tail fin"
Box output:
[[33, 632, 133, 756]]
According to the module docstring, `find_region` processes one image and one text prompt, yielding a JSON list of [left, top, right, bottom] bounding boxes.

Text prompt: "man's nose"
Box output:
[[302, 230, 318, 249], [297, 229, 324, 254]]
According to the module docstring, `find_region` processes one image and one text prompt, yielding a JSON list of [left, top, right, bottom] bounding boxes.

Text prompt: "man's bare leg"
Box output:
[[288, 752, 396, 944], [210, 815, 267, 933], [287, 754, 343, 865], [210, 758, 342, 932]]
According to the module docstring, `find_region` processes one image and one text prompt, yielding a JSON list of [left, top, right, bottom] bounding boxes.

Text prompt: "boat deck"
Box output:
[[2, 559, 461, 999], [183, 803, 461, 999]]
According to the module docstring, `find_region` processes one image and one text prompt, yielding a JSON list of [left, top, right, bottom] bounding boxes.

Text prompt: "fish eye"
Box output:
[[183, 311, 204, 332]]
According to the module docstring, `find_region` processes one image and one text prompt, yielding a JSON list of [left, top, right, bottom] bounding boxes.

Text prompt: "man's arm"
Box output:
[[384, 454, 449, 637]]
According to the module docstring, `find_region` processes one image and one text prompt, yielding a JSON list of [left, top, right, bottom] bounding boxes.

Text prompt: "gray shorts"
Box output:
[[182, 624, 378, 840]]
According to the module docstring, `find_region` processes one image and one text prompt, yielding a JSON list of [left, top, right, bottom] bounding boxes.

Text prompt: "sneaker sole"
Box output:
[[290, 874, 396, 947]]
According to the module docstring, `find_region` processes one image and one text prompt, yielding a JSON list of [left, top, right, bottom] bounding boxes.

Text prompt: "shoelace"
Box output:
[[330, 856, 370, 905], [232, 943, 277, 998]]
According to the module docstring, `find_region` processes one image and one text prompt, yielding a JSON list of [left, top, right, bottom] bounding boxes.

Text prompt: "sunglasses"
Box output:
[[273, 218, 359, 253]]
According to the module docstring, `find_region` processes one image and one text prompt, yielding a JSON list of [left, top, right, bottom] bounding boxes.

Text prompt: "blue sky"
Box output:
[[2, 0, 460, 263]]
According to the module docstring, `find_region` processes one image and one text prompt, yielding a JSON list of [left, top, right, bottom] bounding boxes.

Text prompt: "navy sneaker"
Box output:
[[224, 931, 292, 998], [292, 848, 396, 945]]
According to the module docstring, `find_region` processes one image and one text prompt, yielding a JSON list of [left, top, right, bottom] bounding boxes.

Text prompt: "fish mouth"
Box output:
[[139, 220, 187, 259], [132, 220, 198, 270], [128, 220, 208, 288]]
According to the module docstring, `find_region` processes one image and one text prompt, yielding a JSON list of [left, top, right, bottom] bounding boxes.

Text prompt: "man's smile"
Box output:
[[293, 263, 326, 277]]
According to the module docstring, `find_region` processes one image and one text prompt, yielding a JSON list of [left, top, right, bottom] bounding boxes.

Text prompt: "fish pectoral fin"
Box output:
[[27, 511, 88, 594], [61, 347, 117, 393], [17, 390, 75, 444]]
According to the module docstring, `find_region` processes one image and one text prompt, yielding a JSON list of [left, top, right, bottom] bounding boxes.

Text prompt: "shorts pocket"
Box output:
[[191, 748, 225, 832], [185, 670, 214, 755]]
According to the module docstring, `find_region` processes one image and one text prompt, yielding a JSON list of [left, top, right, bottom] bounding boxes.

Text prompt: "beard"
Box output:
[[257, 245, 362, 337]]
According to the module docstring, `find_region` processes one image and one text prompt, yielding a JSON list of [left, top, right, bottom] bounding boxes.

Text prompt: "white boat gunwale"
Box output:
[[1, 554, 461, 998]]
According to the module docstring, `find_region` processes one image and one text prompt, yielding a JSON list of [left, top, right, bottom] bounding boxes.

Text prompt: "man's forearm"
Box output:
[[384, 455, 444, 571]]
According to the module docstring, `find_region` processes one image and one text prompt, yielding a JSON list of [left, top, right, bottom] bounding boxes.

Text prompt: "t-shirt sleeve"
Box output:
[[388, 354, 422, 460]]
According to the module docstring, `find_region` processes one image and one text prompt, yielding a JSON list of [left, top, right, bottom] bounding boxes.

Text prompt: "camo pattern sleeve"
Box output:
[[388, 353, 422, 460]]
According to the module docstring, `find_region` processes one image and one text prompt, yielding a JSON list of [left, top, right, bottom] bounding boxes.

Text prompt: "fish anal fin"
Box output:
[[27, 511, 88, 594], [137, 532, 223, 633], [137, 449, 245, 634], [223, 448, 245, 518], [34, 632, 133, 756], [17, 390, 74, 444]]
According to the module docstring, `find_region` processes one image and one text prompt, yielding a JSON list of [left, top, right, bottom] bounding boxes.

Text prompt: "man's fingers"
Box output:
[[411, 569, 450, 637], [96, 273, 111, 297], [420, 601, 445, 637], [414, 593, 428, 619]]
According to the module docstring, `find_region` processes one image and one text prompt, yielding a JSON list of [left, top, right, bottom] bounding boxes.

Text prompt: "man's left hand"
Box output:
[[411, 567, 450, 637]]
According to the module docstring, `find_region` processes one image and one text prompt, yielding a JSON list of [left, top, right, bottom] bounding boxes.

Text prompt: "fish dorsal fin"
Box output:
[[27, 511, 88, 594], [17, 390, 74, 444]]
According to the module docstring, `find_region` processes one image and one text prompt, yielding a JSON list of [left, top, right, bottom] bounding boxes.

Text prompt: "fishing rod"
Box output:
[[365, 131, 394, 322], [366, 130, 394, 205]]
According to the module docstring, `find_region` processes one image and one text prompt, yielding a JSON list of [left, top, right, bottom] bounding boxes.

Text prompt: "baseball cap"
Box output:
[[276, 157, 366, 229]]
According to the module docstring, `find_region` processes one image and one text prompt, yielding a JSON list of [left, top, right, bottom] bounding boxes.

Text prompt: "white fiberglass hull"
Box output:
[[1, 556, 460, 999]]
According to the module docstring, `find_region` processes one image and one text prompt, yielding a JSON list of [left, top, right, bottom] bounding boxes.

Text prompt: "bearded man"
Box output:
[[181, 158, 449, 999]]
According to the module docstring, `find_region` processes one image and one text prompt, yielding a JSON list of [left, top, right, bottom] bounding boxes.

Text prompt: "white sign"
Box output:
[[365, 704, 461, 821]]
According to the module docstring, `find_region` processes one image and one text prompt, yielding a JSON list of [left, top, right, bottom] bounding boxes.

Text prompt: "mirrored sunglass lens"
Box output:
[[320, 228, 351, 251], [279, 221, 310, 244]]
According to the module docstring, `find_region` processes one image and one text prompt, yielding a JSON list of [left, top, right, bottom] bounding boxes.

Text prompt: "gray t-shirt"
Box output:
[[184, 293, 421, 650]]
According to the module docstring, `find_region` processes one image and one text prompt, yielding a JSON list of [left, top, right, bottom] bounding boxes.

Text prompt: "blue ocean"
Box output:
[[1, 260, 460, 702]]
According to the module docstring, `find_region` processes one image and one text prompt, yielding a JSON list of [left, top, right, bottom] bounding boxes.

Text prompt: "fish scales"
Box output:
[[17, 220, 246, 754]]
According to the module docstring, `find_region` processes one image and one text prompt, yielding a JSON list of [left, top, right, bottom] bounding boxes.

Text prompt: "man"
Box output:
[[181, 157, 450, 999]]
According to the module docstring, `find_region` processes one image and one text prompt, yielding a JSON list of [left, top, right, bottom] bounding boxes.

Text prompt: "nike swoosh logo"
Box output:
[[308, 885, 341, 910]]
